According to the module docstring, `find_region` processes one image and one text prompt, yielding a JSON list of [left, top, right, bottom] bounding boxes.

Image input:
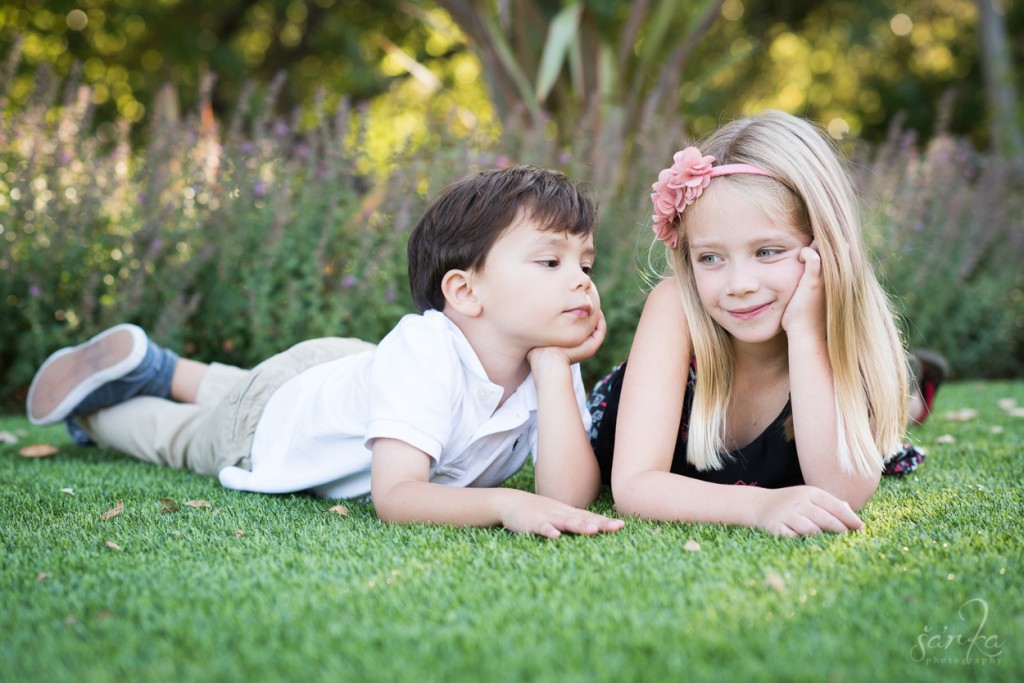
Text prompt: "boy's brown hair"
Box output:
[[407, 165, 597, 312]]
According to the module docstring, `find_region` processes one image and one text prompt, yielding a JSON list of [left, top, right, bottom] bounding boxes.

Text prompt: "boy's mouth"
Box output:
[[563, 303, 593, 318]]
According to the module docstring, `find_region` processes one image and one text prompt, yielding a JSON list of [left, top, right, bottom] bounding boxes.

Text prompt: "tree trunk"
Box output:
[[977, 0, 1024, 159]]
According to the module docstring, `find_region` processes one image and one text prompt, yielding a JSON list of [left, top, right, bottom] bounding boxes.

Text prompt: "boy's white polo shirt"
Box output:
[[218, 310, 592, 499]]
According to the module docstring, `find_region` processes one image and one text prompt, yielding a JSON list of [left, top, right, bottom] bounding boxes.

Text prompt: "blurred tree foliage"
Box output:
[[0, 0, 492, 136], [1, 0, 1020, 149], [700, 0, 1020, 145]]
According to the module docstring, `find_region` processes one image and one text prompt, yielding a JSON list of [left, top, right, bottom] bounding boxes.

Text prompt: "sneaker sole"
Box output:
[[26, 324, 148, 425]]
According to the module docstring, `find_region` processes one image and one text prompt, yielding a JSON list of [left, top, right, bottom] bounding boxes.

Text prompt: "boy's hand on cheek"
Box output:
[[527, 309, 607, 370]]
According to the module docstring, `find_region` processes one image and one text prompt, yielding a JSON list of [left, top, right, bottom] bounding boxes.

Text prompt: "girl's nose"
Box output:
[[726, 265, 759, 295]]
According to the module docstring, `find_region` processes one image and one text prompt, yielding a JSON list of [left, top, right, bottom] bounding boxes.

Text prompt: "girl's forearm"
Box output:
[[613, 469, 769, 526], [787, 332, 878, 507]]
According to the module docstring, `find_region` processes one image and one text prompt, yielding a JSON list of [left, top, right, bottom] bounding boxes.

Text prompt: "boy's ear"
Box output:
[[441, 269, 482, 317]]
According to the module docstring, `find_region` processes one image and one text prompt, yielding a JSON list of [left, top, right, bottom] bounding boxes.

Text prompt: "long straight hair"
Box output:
[[667, 110, 907, 476]]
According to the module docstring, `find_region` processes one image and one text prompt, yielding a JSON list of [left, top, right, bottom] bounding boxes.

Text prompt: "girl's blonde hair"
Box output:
[[666, 110, 907, 476]]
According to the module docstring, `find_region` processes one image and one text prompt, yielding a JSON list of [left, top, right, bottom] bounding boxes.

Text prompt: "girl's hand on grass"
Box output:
[[499, 490, 624, 539], [782, 241, 826, 337], [756, 485, 864, 537]]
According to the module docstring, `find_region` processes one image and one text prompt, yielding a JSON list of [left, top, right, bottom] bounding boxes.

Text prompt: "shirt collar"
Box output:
[[424, 310, 539, 413]]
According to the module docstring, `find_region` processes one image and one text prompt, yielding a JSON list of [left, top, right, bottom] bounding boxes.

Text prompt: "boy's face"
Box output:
[[466, 214, 599, 352]]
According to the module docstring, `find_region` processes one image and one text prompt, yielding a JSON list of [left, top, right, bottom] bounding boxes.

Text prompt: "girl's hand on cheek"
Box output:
[[782, 242, 826, 336]]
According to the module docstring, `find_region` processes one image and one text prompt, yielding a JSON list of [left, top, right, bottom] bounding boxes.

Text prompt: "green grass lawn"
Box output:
[[2, 380, 1021, 683]]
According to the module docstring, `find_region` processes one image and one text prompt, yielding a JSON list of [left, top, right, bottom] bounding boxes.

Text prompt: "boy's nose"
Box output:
[[574, 268, 593, 289]]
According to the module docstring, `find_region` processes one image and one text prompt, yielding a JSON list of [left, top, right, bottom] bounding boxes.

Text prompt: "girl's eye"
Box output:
[[538, 259, 559, 268], [582, 264, 593, 275], [697, 254, 720, 265], [756, 247, 782, 258]]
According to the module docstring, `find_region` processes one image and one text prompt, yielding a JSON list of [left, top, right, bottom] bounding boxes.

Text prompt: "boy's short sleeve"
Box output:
[[363, 315, 458, 462]]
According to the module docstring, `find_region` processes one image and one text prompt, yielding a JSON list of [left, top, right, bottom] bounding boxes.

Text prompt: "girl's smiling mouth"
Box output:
[[727, 302, 772, 320]]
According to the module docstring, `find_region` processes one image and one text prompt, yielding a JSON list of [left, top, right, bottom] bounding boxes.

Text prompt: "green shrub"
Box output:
[[0, 67, 450, 408], [857, 122, 1024, 378], [2, 59, 1022, 411]]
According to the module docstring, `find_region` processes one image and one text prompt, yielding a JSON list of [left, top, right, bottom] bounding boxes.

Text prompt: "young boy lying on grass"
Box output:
[[27, 165, 624, 539]]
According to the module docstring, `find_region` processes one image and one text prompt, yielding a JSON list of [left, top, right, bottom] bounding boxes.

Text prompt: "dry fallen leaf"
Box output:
[[104, 540, 122, 551], [990, 426, 1004, 434], [935, 434, 957, 444], [36, 572, 51, 582], [19, 443, 59, 458], [327, 505, 349, 516], [234, 529, 245, 537], [158, 498, 179, 514], [184, 500, 212, 509], [0, 430, 18, 444], [942, 409, 978, 421], [683, 539, 701, 552], [765, 571, 786, 593], [1006, 407, 1024, 418], [100, 500, 124, 520], [60, 488, 74, 496], [997, 398, 1017, 410]]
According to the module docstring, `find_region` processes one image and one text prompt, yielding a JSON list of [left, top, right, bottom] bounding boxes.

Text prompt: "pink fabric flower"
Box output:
[[650, 147, 716, 248]]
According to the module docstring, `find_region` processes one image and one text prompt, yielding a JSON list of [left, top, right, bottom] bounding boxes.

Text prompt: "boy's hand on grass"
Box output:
[[755, 485, 863, 537], [498, 489, 624, 539]]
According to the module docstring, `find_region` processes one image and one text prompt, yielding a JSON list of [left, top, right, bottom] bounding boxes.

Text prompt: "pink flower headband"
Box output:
[[651, 147, 771, 248]]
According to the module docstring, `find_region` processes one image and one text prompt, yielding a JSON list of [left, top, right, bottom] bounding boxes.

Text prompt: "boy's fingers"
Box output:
[[777, 523, 800, 538], [535, 522, 561, 539], [571, 512, 624, 535], [554, 511, 617, 536], [557, 517, 600, 536], [594, 515, 625, 532]]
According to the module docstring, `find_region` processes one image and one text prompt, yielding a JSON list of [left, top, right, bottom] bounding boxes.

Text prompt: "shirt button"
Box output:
[[476, 388, 491, 400]]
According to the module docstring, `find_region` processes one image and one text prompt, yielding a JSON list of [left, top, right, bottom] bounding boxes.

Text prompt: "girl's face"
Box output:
[[686, 181, 811, 348]]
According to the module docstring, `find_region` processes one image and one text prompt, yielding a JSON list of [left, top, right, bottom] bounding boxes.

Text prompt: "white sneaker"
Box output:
[[26, 324, 148, 425]]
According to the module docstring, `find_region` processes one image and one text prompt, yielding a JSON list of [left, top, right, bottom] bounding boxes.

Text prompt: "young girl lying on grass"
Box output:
[[587, 110, 944, 537]]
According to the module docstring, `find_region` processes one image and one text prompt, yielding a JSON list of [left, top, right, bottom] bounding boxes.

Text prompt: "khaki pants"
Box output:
[[78, 337, 375, 477]]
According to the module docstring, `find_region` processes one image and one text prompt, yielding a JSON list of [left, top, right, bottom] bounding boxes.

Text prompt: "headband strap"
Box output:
[[651, 148, 771, 248], [709, 163, 771, 178]]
